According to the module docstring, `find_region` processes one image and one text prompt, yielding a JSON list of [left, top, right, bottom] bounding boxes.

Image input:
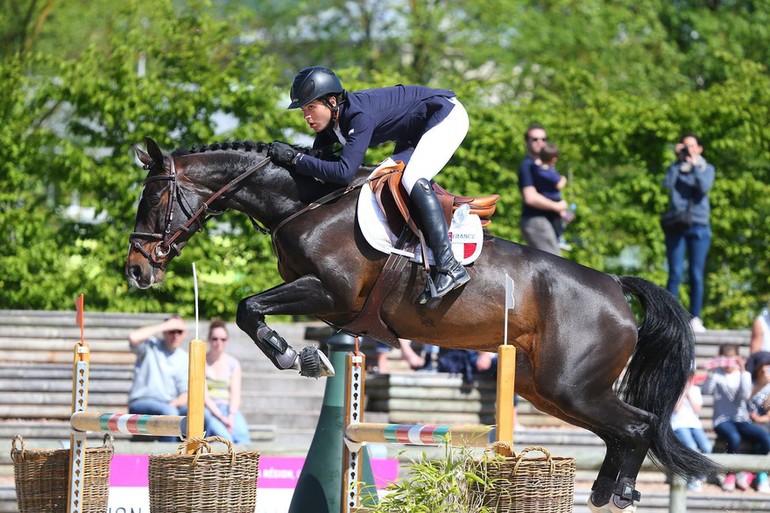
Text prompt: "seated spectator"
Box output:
[[702, 344, 770, 491], [372, 338, 393, 375], [203, 320, 251, 444], [671, 371, 711, 491], [127, 316, 190, 442], [747, 351, 770, 493], [437, 348, 498, 384], [748, 351, 770, 431], [397, 339, 441, 372], [750, 299, 770, 354]]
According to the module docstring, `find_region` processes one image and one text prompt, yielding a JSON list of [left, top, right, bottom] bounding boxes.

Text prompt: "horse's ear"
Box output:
[[134, 144, 153, 166], [145, 137, 165, 165]]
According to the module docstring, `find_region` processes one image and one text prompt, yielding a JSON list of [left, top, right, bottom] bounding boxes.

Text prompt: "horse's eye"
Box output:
[[148, 194, 161, 208]]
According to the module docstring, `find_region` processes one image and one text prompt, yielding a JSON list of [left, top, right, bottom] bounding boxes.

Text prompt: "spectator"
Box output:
[[534, 142, 574, 251], [398, 339, 440, 372], [518, 124, 569, 255], [662, 133, 715, 333], [399, 340, 521, 429], [749, 299, 770, 354], [127, 316, 190, 442], [701, 344, 770, 491], [671, 371, 711, 491], [747, 351, 770, 493], [203, 320, 251, 444], [372, 339, 393, 375]]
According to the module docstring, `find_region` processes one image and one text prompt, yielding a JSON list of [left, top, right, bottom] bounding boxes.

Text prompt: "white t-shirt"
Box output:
[[671, 385, 704, 430]]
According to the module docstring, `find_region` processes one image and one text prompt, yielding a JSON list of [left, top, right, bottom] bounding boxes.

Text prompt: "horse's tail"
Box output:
[[617, 275, 720, 478]]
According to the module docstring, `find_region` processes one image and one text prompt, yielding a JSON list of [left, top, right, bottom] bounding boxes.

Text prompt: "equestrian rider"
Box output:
[[268, 66, 470, 303]]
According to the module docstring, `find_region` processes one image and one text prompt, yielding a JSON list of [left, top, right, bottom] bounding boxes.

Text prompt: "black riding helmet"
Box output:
[[288, 66, 344, 109]]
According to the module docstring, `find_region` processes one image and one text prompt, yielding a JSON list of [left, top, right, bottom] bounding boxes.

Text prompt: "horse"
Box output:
[[126, 137, 717, 513]]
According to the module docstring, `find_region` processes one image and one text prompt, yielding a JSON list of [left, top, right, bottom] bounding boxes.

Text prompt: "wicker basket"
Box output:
[[476, 445, 576, 513], [11, 434, 113, 513], [149, 436, 260, 513]]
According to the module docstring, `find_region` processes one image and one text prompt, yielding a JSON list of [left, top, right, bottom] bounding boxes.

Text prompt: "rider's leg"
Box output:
[[410, 178, 470, 302], [400, 97, 470, 304]]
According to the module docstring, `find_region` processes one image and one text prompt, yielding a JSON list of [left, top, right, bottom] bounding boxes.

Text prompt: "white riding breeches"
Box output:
[[401, 97, 469, 194]]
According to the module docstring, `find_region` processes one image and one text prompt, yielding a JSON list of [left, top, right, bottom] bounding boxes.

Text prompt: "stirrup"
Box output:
[[417, 265, 470, 304]]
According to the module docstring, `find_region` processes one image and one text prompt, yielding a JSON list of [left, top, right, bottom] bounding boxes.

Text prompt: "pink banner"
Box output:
[[110, 454, 398, 489]]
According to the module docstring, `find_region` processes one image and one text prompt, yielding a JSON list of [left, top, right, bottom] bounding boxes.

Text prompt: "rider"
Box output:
[[268, 66, 470, 304]]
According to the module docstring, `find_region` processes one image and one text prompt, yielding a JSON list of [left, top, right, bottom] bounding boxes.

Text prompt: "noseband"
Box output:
[[129, 155, 271, 268]]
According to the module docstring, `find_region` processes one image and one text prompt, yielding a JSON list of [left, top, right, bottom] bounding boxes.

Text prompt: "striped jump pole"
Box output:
[[346, 423, 490, 447], [70, 412, 186, 437]]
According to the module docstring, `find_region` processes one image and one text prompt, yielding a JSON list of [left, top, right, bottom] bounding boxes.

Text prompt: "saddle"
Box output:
[[339, 162, 499, 348], [368, 161, 499, 237]]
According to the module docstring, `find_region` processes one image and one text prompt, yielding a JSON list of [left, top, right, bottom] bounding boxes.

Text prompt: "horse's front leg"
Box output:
[[236, 275, 336, 378]]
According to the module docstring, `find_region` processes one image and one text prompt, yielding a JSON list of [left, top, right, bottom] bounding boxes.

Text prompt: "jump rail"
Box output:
[[70, 412, 186, 437], [345, 422, 490, 447]]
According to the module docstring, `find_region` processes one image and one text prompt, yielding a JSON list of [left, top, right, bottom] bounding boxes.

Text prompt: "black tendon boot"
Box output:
[[410, 178, 470, 304]]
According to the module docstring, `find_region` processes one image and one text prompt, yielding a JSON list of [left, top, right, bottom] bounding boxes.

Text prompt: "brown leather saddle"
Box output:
[[368, 161, 499, 237], [338, 161, 499, 347]]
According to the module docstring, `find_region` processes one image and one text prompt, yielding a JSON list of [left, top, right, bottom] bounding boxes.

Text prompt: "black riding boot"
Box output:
[[410, 178, 470, 304]]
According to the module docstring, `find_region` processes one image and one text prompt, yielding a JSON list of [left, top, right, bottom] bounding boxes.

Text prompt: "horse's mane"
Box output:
[[171, 140, 269, 157], [170, 139, 374, 188]]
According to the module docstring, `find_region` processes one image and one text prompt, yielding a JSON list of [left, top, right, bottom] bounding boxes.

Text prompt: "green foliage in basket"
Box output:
[[365, 443, 503, 513]]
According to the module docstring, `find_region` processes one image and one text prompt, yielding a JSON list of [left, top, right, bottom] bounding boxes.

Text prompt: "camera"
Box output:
[[678, 146, 690, 159]]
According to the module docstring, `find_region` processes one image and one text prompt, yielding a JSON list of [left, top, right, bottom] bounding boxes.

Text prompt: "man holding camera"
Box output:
[[662, 133, 716, 332]]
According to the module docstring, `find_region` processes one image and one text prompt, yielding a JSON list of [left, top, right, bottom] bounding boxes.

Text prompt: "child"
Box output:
[[702, 344, 770, 491], [534, 142, 573, 250], [671, 370, 711, 491]]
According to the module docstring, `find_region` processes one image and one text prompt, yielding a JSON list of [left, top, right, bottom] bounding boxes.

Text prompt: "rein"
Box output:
[[130, 155, 271, 267], [270, 182, 361, 241]]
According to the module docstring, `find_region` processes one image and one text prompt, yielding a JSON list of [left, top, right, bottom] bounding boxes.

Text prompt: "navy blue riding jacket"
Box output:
[[294, 85, 456, 185]]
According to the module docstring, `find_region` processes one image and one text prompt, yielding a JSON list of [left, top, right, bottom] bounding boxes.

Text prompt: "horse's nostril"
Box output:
[[128, 265, 142, 280]]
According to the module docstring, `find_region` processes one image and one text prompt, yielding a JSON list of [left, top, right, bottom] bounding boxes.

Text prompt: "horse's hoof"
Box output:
[[587, 496, 612, 513], [297, 346, 336, 378], [608, 499, 636, 513], [608, 478, 640, 513]]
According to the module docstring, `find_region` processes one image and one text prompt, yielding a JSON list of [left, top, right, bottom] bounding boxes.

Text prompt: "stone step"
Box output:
[[241, 374, 327, 393], [247, 410, 321, 430]]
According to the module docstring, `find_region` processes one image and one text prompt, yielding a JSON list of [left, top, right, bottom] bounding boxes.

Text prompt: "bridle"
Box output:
[[129, 155, 271, 268]]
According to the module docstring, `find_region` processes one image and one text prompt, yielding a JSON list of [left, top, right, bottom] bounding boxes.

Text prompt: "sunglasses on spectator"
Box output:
[[528, 137, 547, 142], [210, 337, 228, 342]]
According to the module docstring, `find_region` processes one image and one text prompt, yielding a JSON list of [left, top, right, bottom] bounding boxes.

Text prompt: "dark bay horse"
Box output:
[[126, 137, 716, 513]]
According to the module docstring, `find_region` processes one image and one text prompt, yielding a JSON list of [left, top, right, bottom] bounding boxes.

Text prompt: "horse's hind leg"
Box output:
[[237, 275, 337, 378], [516, 355, 626, 513], [526, 340, 653, 513], [544, 387, 652, 513]]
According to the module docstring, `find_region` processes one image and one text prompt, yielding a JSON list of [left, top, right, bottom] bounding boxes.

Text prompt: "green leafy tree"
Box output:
[[1, 0, 284, 317]]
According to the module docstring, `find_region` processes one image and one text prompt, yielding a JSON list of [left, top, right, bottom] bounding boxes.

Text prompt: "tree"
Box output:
[[0, 0, 285, 316]]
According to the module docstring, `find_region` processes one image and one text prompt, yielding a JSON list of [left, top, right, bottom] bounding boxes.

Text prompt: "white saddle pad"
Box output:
[[357, 158, 484, 265]]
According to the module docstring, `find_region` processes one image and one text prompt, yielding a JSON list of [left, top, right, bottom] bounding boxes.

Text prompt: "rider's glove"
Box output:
[[268, 141, 301, 167]]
